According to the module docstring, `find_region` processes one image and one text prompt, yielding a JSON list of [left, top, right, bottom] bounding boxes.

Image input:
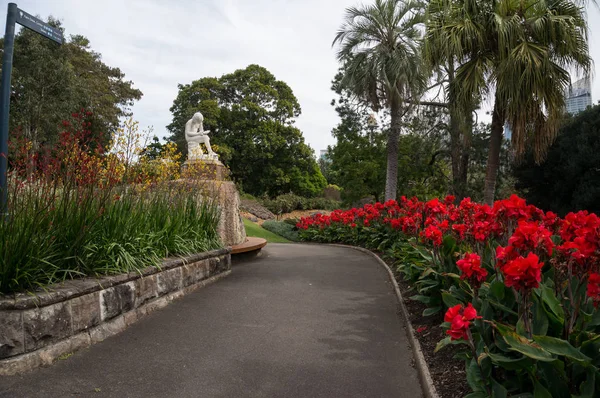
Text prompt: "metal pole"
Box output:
[[0, 3, 17, 215]]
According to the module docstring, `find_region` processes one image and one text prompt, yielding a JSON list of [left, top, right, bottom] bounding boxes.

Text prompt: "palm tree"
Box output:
[[426, 0, 591, 204], [333, 0, 426, 201]]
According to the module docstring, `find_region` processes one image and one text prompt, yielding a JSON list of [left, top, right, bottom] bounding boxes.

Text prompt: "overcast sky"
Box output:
[[2, 0, 600, 155]]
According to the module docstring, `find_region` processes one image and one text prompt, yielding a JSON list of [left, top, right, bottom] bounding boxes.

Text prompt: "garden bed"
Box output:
[[393, 267, 469, 398]]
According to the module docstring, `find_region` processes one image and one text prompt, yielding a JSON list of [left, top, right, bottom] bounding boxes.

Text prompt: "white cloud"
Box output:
[[2, 0, 600, 154]]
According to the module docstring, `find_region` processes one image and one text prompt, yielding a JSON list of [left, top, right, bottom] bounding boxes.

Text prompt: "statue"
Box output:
[[185, 112, 218, 161]]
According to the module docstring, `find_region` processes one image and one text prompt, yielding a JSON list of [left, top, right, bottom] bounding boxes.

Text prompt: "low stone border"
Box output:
[[328, 244, 440, 398], [0, 248, 231, 376]]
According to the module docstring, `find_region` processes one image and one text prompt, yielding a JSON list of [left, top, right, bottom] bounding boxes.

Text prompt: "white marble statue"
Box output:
[[185, 112, 218, 161]]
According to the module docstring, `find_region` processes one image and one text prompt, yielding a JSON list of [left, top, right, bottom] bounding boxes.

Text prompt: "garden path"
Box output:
[[0, 244, 422, 398]]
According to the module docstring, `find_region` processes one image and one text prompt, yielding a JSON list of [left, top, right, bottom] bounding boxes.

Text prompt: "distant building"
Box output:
[[319, 149, 329, 161], [565, 77, 592, 114]]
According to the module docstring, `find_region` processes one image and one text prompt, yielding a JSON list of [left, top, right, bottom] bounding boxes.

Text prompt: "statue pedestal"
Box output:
[[179, 159, 246, 247], [181, 159, 230, 181]]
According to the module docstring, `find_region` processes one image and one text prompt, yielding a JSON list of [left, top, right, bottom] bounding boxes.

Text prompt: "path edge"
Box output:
[[327, 244, 440, 398]]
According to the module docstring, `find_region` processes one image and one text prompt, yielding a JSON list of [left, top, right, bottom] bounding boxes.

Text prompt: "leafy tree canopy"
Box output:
[[326, 72, 449, 205], [514, 104, 600, 216], [0, 18, 142, 148], [167, 64, 326, 197]]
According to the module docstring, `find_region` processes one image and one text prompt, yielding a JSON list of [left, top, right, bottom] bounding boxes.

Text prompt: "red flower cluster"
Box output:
[[444, 303, 481, 341], [456, 253, 487, 284], [501, 252, 544, 291], [587, 273, 600, 308]]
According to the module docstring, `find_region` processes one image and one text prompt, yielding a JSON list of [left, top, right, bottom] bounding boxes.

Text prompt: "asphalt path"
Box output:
[[0, 243, 422, 398]]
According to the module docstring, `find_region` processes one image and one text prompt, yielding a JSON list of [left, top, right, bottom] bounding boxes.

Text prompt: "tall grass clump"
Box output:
[[0, 112, 221, 294]]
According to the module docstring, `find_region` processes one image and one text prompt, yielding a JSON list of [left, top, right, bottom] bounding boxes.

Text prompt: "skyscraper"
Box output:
[[565, 78, 592, 114]]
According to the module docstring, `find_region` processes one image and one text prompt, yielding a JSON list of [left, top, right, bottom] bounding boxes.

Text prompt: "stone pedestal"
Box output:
[[180, 160, 246, 247], [181, 159, 230, 181]]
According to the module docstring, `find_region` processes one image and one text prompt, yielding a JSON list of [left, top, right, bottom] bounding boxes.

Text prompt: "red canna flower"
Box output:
[[456, 253, 488, 283], [502, 252, 544, 291], [587, 273, 600, 308], [444, 303, 481, 341]]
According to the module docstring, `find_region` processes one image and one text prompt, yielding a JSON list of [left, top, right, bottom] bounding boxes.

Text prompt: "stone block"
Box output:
[[181, 260, 209, 287], [156, 268, 182, 296], [0, 311, 24, 358], [135, 275, 158, 307], [23, 302, 72, 352], [100, 282, 135, 321], [89, 316, 126, 344], [71, 292, 101, 333]]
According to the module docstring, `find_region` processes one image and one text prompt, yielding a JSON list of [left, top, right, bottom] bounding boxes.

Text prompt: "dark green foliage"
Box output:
[[167, 65, 326, 197], [261, 220, 300, 242], [326, 73, 450, 204], [0, 21, 142, 148], [261, 194, 341, 215], [514, 104, 600, 215]]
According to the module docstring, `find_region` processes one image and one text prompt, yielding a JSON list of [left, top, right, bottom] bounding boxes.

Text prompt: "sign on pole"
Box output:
[[16, 8, 63, 44], [0, 3, 63, 215]]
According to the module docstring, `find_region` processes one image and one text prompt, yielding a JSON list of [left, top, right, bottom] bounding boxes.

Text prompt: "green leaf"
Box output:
[[540, 284, 564, 324], [409, 295, 431, 304], [490, 280, 506, 300], [434, 336, 452, 353], [464, 393, 487, 398], [577, 367, 596, 398], [533, 335, 591, 363], [485, 349, 534, 370], [494, 323, 554, 362], [491, 377, 508, 398], [533, 381, 552, 398], [423, 306, 441, 317], [442, 292, 462, 308], [488, 299, 518, 316], [532, 296, 549, 336], [466, 357, 486, 392]]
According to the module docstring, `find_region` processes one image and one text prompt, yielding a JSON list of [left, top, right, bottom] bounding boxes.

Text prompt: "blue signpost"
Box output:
[[0, 3, 63, 215]]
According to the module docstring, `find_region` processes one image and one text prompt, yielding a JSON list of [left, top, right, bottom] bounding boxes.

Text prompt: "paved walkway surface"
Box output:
[[0, 244, 422, 398]]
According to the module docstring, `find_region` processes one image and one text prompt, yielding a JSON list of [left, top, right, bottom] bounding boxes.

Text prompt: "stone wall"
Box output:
[[0, 248, 231, 376]]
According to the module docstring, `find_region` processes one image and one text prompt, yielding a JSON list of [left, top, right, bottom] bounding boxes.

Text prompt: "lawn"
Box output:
[[243, 218, 291, 243]]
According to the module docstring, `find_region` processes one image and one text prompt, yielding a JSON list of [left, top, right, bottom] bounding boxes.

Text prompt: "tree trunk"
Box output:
[[385, 96, 401, 201], [483, 94, 505, 205], [457, 109, 473, 200]]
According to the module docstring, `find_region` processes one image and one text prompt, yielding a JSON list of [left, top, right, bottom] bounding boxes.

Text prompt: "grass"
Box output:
[[243, 218, 291, 243]]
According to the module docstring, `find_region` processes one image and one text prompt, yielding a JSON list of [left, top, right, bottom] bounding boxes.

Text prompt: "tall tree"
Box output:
[[0, 19, 142, 149], [333, 0, 426, 201], [167, 65, 326, 197], [425, 0, 591, 204]]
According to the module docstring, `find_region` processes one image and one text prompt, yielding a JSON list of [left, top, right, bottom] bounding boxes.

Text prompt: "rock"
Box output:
[[23, 302, 72, 352], [71, 292, 101, 333], [100, 282, 135, 321], [156, 268, 182, 296], [0, 311, 24, 358], [240, 199, 276, 220]]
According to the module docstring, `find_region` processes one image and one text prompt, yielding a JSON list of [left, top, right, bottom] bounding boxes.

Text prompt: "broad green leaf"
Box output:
[[485, 349, 534, 370], [442, 292, 462, 308], [434, 336, 451, 353], [532, 297, 549, 336], [533, 381, 552, 398], [490, 280, 506, 300], [533, 335, 591, 363], [540, 284, 564, 324], [466, 357, 486, 392], [491, 377, 508, 398], [409, 295, 431, 304], [422, 306, 441, 316], [494, 323, 554, 362], [577, 367, 596, 398], [537, 360, 570, 398], [488, 299, 518, 316]]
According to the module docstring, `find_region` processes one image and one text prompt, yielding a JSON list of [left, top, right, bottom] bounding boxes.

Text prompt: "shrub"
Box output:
[[261, 220, 300, 242], [261, 193, 341, 215], [0, 113, 221, 294], [298, 195, 600, 396]]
